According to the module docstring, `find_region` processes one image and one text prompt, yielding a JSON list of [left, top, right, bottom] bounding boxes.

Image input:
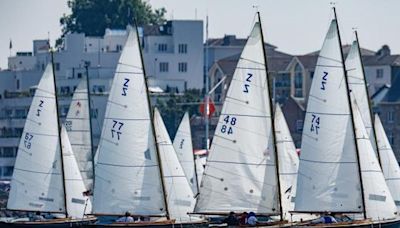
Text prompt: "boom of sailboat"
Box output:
[[2, 8, 400, 227]]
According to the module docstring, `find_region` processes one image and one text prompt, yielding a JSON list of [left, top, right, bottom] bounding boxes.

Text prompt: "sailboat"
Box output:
[[194, 12, 284, 224], [294, 8, 400, 227], [345, 32, 400, 213], [4, 61, 94, 226], [92, 23, 174, 225], [172, 112, 199, 196], [153, 108, 204, 224], [375, 115, 400, 211], [65, 79, 94, 192]]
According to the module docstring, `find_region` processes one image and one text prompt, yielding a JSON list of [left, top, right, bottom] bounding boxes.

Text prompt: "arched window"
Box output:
[[294, 63, 303, 97]]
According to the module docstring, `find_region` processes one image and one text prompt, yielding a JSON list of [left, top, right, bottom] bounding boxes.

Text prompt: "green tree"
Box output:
[[60, 0, 166, 37], [155, 89, 202, 138]]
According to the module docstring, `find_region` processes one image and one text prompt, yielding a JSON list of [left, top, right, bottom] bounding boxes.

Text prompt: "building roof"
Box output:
[[306, 44, 376, 56], [215, 52, 292, 76], [362, 55, 400, 66]]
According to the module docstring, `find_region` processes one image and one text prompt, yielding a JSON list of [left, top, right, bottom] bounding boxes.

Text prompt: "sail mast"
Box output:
[[50, 50, 69, 218], [133, 19, 170, 219], [333, 7, 366, 219], [257, 12, 283, 221], [354, 31, 381, 167], [84, 62, 96, 185]]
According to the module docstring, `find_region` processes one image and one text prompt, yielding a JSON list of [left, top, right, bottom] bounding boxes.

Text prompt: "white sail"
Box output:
[[274, 104, 298, 220], [375, 114, 400, 211], [195, 156, 205, 186], [173, 112, 198, 195], [93, 27, 166, 215], [195, 21, 279, 214], [295, 20, 363, 212], [154, 108, 196, 222], [345, 40, 377, 155], [61, 126, 92, 218], [352, 100, 397, 220], [65, 79, 93, 190], [7, 64, 65, 213]]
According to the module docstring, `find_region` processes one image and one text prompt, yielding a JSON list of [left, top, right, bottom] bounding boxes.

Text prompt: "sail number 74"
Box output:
[[220, 115, 237, 135], [310, 114, 320, 135]]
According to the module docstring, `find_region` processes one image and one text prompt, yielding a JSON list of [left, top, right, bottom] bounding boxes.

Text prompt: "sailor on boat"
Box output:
[[116, 212, 134, 223]]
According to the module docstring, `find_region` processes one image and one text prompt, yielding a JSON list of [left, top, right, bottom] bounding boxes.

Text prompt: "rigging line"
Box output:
[[14, 167, 62, 175], [97, 162, 158, 168], [315, 64, 342, 68], [236, 66, 265, 71], [117, 62, 143, 70], [347, 75, 364, 81], [224, 95, 248, 104], [25, 117, 41, 125], [346, 67, 357, 71], [107, 100, 128, 109], [385, 178, 400, 181], [115, 71, 143, 75], [318, 55, 342, 64], [299, 158, 357, 164], [240, 57, 265, 66], [219, 113, 270, 118], [306, 111, 349, 116], [308, 94, 326, 103], [104, 117, 150, 121], [224, 98, 268, 114], [198, 185, 276, 211], [205, 164, 276, 187], [207, 160, 274, 166]]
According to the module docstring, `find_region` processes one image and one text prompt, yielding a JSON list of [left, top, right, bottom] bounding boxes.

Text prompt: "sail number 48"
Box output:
[[221, 115, 237, 135], [310, 114, 320, 135]]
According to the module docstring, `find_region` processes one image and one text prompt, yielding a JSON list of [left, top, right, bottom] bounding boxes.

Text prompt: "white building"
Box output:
[[0, 20, 203, 180]]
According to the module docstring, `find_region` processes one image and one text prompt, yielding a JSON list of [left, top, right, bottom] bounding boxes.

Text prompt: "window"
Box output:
[[178, 44, 187, 53], [14, 128, 23, 137], [159, 62, 169, 72], [77, 72, 82, 78], [55, 62, 60, 71], [116, 44, 123, 52], [15, 109, 26, 118], [178, 62, 188, 72], [2, 147, 15, 157], [92, 85, 105, 94], [158, 43, 167, 52], [388, 131, 394, 145], [5, 109, 12, 118], [376, 69, 384, 79], [60, 86, 70, 95], [16, 79, 20, 90], [296, 120, 304, 133], [294, 63, 303, 97], [3, 166, 13, 177], [388, 111, 394, 123]]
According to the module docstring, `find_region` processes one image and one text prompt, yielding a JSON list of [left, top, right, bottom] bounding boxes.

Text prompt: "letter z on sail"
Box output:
[[243, 73, 253, 93]]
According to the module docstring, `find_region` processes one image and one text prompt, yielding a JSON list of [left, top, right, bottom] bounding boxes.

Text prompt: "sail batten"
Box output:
[[195, 21, 279, 214], [295, 20, 363, 213], [7, 64, 66, 213], [93, 27, 166, 216]]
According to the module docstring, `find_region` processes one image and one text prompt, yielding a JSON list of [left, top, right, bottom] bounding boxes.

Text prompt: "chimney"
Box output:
[[376, 45, 391, 59]]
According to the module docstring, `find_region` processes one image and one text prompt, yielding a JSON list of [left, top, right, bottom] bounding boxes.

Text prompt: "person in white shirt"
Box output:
[[116, 212, 134, 223], [247, 211, 257, 226]]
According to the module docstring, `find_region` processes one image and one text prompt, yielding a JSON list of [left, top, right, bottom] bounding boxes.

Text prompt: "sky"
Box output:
[[0, 0, 399, 69]]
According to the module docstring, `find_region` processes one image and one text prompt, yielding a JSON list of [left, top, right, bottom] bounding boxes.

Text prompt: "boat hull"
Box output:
[[0, 217, 97, 227], [292, 218, 400, 228]]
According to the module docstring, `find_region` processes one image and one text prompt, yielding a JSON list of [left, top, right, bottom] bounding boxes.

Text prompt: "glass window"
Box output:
[[388, 111, 394, 123], [296, 120, 304, 133], [178, 44, 187, 54], [3, 166, 13, 177], [158, 44, 167, 52], [178, 62, 187, 72], [55, 62, 60, 71], [159, 62, 169, 72], [294, 63, 303, 97], [15, 109, 26, 119], [376, 69, 384, 79], [2, 147, 15, 157]]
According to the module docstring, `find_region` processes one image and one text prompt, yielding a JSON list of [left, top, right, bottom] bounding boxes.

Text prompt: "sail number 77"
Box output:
[[111, 120, 124, 140]]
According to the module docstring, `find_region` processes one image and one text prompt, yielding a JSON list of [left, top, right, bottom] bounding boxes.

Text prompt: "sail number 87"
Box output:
[[221, 115, 237, 135]]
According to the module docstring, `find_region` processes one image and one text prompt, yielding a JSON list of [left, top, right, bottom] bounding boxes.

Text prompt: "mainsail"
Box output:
[[352, 100, 397, 220], [375, 114, 400, 211], [61, 126, 92, 218], [93, 27, 166, 215], [295, 20, 363, 213], [274, 104, 298, 220], [195, 20, 280, 214], [345, 39, 377, 155], [173, 112, 198, 195], [7, 64, 65, 213], [154, 108, 196, 222], [65, 79, 93, 190]]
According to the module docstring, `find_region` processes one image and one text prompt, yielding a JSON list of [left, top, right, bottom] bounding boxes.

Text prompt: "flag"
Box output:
[[9, 39, 12, 50], [199, 97, 215, 117]]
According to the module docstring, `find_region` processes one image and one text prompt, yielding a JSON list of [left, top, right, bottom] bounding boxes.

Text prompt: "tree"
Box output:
[[156, 89, 202, 139], [60, 0, 166, 37]]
